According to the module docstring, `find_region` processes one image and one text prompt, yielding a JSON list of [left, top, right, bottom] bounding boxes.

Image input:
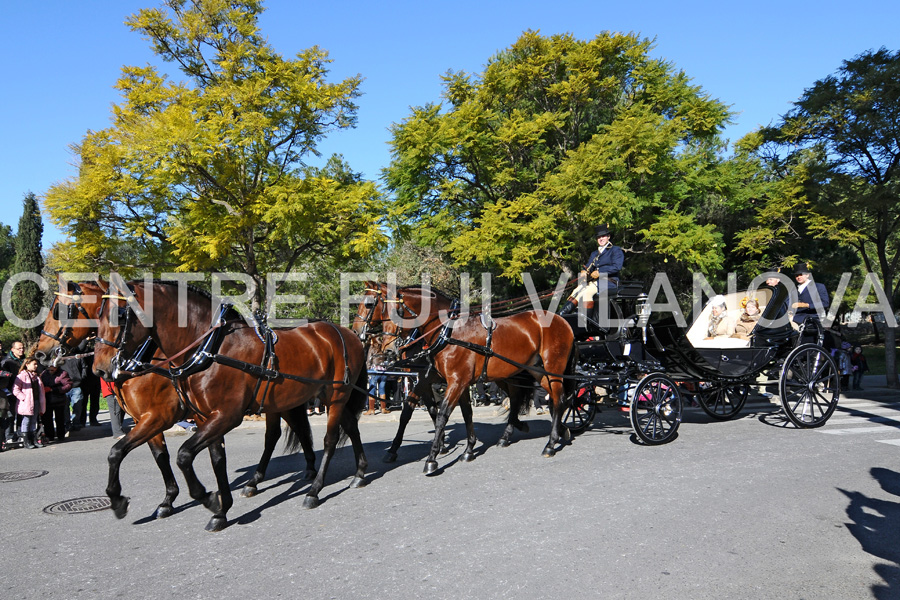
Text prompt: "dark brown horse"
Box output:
[[34, 279, 318, 522], [91, 280, 369, 530], [357, 282, 578, 474]]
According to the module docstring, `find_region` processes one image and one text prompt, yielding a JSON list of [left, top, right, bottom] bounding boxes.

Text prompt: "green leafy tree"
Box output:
[[45, 0, 385, 308], [11, 193, 44, 344], [385, 31, 733, 282], [741, 48, 900, 386]]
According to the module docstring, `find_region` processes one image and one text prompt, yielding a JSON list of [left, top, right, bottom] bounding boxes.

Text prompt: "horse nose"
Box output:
[[34, 351, 47, 365], [95, 368, 111, 382]]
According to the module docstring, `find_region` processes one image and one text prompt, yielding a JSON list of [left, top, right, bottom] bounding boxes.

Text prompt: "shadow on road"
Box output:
[[839, 467, 900, 599]]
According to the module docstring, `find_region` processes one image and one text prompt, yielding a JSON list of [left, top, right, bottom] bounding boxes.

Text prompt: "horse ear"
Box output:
[[96, 275, 109, 293]]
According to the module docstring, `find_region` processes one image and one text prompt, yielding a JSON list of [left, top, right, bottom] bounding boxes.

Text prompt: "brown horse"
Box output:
[[91, 280, 369, 530], [34, 279, 318, 522], [358, 282, 578, 474]]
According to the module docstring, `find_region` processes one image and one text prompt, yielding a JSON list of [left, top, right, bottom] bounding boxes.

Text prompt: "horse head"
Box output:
[[93, 281, 156, 382], [35, 275, 109, 366]]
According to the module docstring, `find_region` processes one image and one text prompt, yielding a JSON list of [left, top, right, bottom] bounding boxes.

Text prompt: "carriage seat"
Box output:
[[685, 288, 773, 349]]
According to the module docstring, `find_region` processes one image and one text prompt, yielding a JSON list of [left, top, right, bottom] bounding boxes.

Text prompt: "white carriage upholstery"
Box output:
[[686, 288, 773, 349]]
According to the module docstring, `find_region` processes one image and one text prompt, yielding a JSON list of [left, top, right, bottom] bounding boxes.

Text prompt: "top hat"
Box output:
[[793, 262, 812, 275], [595, 224, 611, 238]]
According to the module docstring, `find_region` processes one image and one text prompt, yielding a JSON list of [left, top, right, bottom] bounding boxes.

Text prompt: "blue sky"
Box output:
[[2, 0, 897, 249]]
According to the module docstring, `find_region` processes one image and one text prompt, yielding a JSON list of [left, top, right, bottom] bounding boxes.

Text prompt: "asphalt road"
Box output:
[[2, 380, 899, 600]]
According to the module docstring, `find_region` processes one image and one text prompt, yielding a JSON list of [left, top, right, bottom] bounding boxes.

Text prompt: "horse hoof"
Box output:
[[240, 485, 258, 498], [154, 505, 174, 519], [349, 476, 367, 489], [303, 495, 319, 509], [562, 427, 572, 442], [424, 460, 439, 475], [383, 452, 397, 464], [515, 422, 530, 433], [111, 496, 130, 519], [498, 438, 511, 448], [461, 451, 476, 462], [205, 516, 227, 532], [542, 447, 557, 458]]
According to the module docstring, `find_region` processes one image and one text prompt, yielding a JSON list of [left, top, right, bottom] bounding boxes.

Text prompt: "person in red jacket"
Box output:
[[100, 379, 129, 439]]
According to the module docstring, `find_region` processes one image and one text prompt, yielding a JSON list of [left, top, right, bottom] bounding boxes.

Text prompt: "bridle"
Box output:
[[94, 291, 158, 380], [40, 282, 95, 357]]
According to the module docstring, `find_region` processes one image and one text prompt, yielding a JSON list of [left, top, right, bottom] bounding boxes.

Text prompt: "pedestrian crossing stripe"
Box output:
[[821, 426, 900, 435]]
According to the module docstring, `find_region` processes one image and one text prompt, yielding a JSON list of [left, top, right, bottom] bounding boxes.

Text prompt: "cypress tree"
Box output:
[[11, 192, 45, 343]]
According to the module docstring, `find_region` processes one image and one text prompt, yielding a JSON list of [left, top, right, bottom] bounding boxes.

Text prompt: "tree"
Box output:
[[11, 193, 44, 343], [45, 0, 385, 309], [384, 31, 734, 282], [743, 48, 900, 386]]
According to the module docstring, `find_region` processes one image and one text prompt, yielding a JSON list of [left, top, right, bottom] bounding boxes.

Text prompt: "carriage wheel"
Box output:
[[630, 373, 682, 445], [779, 344, 839, 428], [561, 386, 597, 434], [697, 382, 749, 420]]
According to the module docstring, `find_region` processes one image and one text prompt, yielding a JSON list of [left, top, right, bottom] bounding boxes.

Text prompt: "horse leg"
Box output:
[[281, 405, 317, 481], [147, 434, 179, 519], [338, 402, 368, 488], [302, 408, 343, 509], [203, 439, 233, 532], [498, 383, 528, 448], [541, 376, 569, 458], [241, 411, 283, 498], [423, 380, 463, 475], [384, 399, 416, 463], [175, 420, 236, 531], [458, 387, 477, 462], [106, 420, 175, 520]]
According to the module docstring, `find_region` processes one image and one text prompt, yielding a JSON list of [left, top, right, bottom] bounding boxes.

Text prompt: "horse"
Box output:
[[34, 278, 318, 522], [352, 284, 447, 463], [357, 282, 578, 474], [91, 279, 369, 530]]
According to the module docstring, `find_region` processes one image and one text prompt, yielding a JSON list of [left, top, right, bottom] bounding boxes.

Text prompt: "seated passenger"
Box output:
[[704, 295, 734, 339], [731, 296, 760, 340]]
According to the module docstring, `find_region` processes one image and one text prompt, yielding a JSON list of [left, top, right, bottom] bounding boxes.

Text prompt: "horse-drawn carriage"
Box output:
[[558, 279, 841, 444], [358, 278, 841, 453]]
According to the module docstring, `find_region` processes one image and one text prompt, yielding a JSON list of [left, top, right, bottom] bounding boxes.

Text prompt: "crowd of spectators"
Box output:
[[1, 340, 125, 452]]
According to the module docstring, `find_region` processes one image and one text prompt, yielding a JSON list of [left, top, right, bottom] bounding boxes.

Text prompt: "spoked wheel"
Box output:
[[630, 373, 682, 445], [779, 343, 840, 428], [562, 386, 597, 434], [697, 382, 749, 420]]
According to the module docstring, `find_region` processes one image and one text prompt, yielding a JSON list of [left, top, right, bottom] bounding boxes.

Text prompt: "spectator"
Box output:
[[40, 364, 72, 442], [82, 353, 102, 426], [61, 352, 87, 432], [850, 346, 870, 391], [100, 378, 128, 439], [365, 353, 391, 415], [2, 341, 25, 445], [12, 358, 45, 449]]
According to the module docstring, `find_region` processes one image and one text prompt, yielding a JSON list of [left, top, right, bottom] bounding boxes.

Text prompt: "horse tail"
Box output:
[[337, 335, 369, 446], [282, 404, 311, 455], [347, 362, 368, 420]]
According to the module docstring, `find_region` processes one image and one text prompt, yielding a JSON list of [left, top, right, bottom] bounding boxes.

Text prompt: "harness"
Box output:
[[100, 296, 356, 416]]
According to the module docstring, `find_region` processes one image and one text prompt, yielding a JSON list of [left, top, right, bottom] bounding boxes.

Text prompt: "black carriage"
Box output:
[[560, 281, 841, 444]]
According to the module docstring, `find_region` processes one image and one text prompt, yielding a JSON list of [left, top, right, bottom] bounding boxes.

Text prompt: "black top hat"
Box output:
[[793, 262, 812, 275], [595, 224, 611, 237]]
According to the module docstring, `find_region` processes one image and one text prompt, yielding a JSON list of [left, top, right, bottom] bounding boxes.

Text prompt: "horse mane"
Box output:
[[397, 285, 455, 303], [148, 279, 242, 321]]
